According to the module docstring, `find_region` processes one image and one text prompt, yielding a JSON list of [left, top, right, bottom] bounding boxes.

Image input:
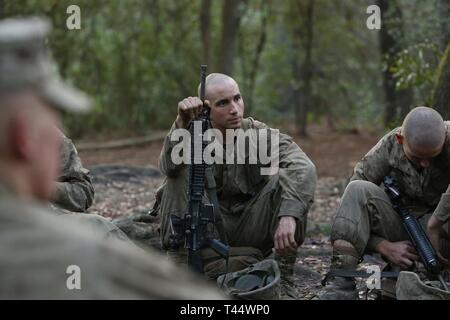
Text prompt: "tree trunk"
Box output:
[[246, 0, 270, 115], [433, 42, 450, 119], [219, 0, 241, 76], [290, 0, 314, 137], [290, 12, 302, 136], [300, 0, 314, 137], [377, 0, 413, 126], [200, 0, 211, 66], [147, 0, 162, 48], [438, 0, 450, 52]]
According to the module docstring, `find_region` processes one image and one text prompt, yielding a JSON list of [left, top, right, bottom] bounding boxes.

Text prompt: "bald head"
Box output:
[[402, 107, 446, 151], [198, 73, 238, 100], [397, 107, 447, 168], [196, 73, 244, 131]]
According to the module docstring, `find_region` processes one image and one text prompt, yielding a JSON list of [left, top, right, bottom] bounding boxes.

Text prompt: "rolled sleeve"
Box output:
[[53, 136, 95, 212], [159, 122, 188, 177], [433, 185, 450, 223], [277, 133, 317, 220]]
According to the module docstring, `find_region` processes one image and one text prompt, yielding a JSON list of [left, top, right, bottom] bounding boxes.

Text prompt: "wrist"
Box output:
[[375, 240, 391, 256], [175, 116, 185, 129], [428, 214, 445, 231], [279, 215, 296, 223]]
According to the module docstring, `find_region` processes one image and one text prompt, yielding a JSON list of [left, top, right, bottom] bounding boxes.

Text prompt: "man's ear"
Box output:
[[395, 131, 404, 145], [8, 115, 32, 161]]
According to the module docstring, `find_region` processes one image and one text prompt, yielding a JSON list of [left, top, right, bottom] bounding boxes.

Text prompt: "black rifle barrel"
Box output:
[[200, 65, 206, 102], [383, 176, 449, 291], [183, 65, 229, 273], [383, 176, 439, 273]]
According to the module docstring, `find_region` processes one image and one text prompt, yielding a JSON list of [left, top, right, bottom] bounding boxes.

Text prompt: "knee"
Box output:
[[343, 180, 382, 201]]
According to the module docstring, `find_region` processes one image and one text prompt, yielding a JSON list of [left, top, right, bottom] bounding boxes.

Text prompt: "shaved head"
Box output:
[[196, 72, 244, 132], [402, 106, 446, 151], [198, 73, 238, 100], [397, 106, 447, 168]]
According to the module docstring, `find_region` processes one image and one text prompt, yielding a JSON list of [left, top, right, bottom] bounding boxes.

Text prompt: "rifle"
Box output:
[[169, 65, 229, 274], [383, 176, 449, 291]]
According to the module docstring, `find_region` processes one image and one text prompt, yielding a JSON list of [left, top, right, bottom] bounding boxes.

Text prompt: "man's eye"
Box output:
[[234, 96, 241, 102], [218, 101, 227, 107]]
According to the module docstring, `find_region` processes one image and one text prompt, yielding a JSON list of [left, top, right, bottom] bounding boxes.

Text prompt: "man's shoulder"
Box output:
[[0, 196, 99, 250], [367, 127, 399, 156], [242, 117, 267, 130], [381, 126, 399, 141], [242, 117, 286, 133], [0, 196, 223, 299]]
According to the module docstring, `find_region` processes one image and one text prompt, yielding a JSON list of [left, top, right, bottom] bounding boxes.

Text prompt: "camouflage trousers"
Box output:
[[159, 171, 307, 271], [331, 180, 450, 259]]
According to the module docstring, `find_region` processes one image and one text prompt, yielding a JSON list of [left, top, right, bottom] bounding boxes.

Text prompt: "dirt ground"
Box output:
[[78, 125, 383, 299], [80, 125, 379, 226]]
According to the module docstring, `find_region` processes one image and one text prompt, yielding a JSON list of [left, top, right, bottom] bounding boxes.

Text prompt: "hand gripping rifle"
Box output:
[[169, 65, 229, 274], [383, 176, 449, 291]]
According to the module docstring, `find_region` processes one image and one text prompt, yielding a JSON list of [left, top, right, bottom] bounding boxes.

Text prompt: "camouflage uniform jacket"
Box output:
[[350, 122, 450, 223], [159, 117, 317, 220], [52, 134, 94, 212]]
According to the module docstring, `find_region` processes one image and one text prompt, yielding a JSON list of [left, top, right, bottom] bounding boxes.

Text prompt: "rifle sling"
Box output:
[[322, 269, 399, 286], [321, 269, 399, 286]]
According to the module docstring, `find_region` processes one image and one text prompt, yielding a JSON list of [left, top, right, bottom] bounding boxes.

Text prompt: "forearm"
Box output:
[[371, 236, 390, 254], [159, 122, 187, 177], [432, 185, 450, 223], [52, 181, 94, 212], [278, 140, 317, 220]]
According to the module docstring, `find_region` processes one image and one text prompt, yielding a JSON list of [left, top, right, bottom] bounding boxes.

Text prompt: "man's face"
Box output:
[[402, 140, 443, 169], [207, 80, 244, 132], [27, 97, 63, 201]]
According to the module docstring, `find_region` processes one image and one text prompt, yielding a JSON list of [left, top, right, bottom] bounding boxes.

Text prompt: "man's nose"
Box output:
[[229, 101, 238, 114]]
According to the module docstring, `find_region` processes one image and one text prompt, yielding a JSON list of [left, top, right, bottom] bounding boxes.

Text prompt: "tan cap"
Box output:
[[0, 17, 91, 113]]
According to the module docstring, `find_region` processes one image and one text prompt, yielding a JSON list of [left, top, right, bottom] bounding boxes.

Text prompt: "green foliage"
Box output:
[[390, 42, 441, 104], [433, 41, 450, 118], [384, 0, 446, 107], [1, 0, 448, 137]]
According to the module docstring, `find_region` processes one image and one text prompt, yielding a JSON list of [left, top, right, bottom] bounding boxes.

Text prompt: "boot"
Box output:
[[317, 240, 359, 300], [274, 252, 298, 300]]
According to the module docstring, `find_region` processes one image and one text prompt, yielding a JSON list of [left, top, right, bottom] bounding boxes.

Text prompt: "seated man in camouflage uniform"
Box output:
[[52, 133, 94, 213], [0, 17, 224, 299], [156, 73, 317, 275], [51, 132, 130, 242], [320, 106, 450, 299]]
